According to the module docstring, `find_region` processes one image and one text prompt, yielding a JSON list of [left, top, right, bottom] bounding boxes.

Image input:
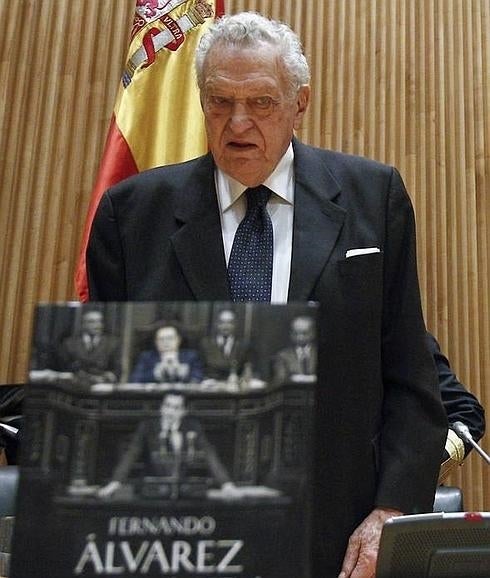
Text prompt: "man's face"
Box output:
[[155, 327, 181, 353], [160, 394, 186, 426], [290, 317, 315, 347], [82, 311, 104, 336], [216, 310, 236, 337], [201, 43, 310, 187]]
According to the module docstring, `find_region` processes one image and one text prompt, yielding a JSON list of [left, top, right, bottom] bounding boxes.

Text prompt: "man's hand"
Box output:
[[338, 507, 403, 578], [97, 480, 122, 499]]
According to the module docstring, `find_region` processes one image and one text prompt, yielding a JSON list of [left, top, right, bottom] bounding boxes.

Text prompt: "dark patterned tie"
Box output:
[[228, 185, 273, 302]]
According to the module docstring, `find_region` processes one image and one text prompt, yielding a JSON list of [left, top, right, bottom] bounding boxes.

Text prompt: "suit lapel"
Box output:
[[288, 141, 346, 300], [171, 154, 231, 300], [169, 144, 346, 303]]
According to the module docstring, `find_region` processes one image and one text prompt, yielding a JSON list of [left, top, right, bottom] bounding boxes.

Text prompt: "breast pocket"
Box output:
[[337, 252, 384, 318]]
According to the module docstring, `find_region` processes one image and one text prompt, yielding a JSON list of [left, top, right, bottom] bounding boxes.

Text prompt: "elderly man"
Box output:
[[87, 12, 446, 577], [58, 309, 119, 386], [274, 315, 317, 383], [199, 308, 250, 380]]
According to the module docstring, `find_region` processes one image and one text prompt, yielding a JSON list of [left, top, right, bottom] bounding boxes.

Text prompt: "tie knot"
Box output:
[[245, 185, 271, 210]]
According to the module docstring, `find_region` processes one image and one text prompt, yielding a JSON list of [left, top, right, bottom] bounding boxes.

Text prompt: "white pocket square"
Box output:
[[345, 247, 380, 258]]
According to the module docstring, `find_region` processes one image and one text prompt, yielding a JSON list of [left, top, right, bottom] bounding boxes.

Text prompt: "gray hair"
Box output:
[[195, 12, 310, 96]]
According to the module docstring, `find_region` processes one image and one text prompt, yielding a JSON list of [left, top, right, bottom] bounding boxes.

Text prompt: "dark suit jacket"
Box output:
[[199, 335, 249, 380], [129, 349, 203, 383], [274, 344, 318, 383], [87, 139, 447, 575], [112, 416, 230, 488], [428, 332, 486, 453], [59, 333, 119, 383]]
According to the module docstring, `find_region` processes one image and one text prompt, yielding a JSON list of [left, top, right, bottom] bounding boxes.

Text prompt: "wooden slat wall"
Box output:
[[0, 0, 488, 510], [0, 0, 135, 377]]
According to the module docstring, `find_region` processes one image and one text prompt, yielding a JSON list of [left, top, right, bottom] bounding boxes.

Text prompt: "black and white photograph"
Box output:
[[11, 301, 317, 578]]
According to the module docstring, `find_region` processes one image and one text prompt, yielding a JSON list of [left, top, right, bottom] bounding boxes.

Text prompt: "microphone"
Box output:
[[0, 422, 19, 438], [451, 421, 490, 466]]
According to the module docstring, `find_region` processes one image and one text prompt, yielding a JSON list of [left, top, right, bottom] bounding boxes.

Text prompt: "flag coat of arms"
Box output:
[[75, 0, 225, 301]]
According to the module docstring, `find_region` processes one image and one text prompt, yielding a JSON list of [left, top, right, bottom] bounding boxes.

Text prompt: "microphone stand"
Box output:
[[0, 422, 19, 438], [465, 438, 490, 466], [452, 421, 490, 466]]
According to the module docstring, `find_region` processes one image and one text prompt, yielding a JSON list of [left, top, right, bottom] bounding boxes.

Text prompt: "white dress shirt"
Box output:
[[215, 143, 294, 304]]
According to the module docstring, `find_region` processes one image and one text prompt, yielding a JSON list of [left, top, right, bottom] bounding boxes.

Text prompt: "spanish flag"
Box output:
[[75, 0, 225, 302]]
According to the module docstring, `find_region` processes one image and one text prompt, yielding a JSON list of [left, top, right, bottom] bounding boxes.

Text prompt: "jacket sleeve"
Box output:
[[129, 351, 154, 383], [112, 423, 146, 483], [186, 350, 204, 383], [375, 168, 448, 513], [190, 419, 231, 486], [427, 332, 486, 450], [87, 192, 128, 301]]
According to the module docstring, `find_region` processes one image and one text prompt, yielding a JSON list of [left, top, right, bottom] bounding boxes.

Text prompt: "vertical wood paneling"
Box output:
[[0, 0, 488, 510], [0, 0, 134, 378]]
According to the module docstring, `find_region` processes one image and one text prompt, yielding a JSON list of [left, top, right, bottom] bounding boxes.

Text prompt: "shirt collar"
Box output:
[[216, 142, 294, 212]]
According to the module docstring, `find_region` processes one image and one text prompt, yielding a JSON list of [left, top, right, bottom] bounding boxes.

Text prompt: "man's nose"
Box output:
[[228, 101, 253, 132]]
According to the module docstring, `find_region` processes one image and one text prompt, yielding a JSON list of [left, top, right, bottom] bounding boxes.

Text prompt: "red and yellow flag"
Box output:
[[75, 0, 225, 301]]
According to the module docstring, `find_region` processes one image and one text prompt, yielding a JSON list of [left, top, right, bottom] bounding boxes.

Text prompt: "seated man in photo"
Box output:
[[273, 316, 317, 384], [130, 324, 203, 384], [199, 309, 250, 381], [57, 309, 120, 387]]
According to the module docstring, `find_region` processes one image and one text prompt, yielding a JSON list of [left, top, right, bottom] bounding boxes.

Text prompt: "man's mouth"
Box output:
[[227, 141, 257, 149]]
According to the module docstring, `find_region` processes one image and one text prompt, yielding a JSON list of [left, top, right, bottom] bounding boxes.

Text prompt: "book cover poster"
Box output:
[[11, 302, 318, 578]]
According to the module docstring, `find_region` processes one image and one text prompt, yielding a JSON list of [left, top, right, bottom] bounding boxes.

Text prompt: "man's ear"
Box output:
[[294, 85, 310, 130]]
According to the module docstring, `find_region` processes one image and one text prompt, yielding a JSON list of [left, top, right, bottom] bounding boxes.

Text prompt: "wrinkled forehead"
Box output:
[[203, 43, 289, 90]]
